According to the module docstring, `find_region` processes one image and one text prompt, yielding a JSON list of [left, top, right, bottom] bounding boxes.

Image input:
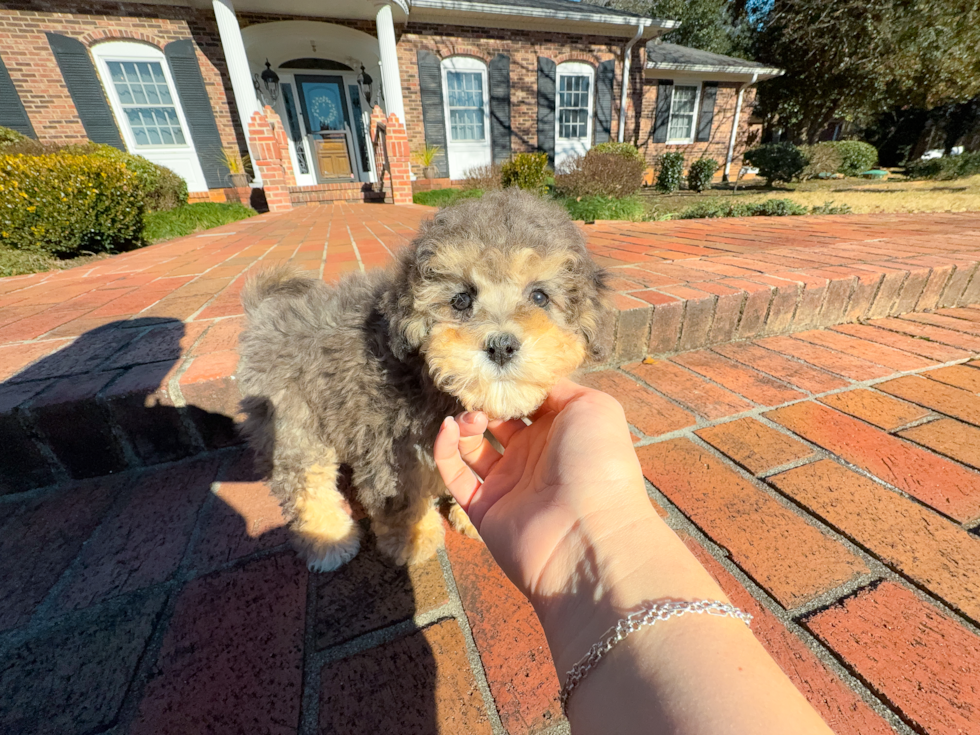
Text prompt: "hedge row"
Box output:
[[744, 140, 879, 185], [0, 152, 145, 255]]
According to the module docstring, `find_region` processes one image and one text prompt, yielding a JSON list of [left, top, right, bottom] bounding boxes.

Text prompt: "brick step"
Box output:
[[288, 181, 389, 206], [3, 294, 980, 498], [604, 249, 980, 364]]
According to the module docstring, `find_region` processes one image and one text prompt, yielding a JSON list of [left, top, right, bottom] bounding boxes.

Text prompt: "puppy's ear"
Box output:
[[577, 266, 614, 364], [379, 243, 430, 361]]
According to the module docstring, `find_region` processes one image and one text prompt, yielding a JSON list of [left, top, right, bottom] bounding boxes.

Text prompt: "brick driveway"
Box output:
[[2, 205, 980, 734]]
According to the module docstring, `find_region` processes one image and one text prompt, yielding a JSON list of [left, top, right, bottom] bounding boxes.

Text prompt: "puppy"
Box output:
[[236, 189, 612, 571]]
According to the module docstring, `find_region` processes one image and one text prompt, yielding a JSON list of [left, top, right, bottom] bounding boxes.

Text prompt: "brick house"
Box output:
[[0, 0, 781, 210]]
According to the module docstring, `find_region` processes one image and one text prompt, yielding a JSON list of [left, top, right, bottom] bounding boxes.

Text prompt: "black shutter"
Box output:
[[0, 53, 35, 137], [695, 82, 718, 143], [165, 40, 229, 189], [45, 33, 123, 149], [652, 79, 674, 144], [594, 59, 614, 145], [417, 50, 449, 177], [488, 53, 511, 165], [537, 57, 556, 167]]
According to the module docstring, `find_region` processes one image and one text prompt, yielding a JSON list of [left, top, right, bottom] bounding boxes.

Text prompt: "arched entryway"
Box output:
[[242, 21, 382, 186]]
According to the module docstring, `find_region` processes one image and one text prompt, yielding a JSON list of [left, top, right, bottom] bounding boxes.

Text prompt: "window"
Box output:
[[558, 75, 590, 140], [446, 71, 485, 141], [667, 85, 700, 143], [106, 60, 186, 147]]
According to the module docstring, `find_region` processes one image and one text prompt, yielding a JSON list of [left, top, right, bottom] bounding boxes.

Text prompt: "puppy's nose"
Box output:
[[485, 333, 521, 367]]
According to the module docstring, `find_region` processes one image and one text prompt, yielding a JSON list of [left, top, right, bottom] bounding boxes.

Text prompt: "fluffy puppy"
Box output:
[[236, 189, 611, 571]]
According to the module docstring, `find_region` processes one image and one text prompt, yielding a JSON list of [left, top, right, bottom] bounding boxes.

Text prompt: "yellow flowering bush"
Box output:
[[0, 152, 145, 255]]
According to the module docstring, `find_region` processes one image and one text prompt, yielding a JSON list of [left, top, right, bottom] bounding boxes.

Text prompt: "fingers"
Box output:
[[433, 416, 482, 510], [456, 411, 502, 480], [487, 417, 526, 447]]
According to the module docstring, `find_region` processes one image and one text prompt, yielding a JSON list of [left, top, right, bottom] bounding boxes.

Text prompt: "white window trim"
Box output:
[[555, 61, 595, 145], [665, 81, 703, 145], [440, 56, 491, 145], [91, 41, 199, 155], [91, 40, 208, 192]]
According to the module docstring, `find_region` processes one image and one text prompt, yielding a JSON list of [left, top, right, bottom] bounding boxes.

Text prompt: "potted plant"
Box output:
[[412, 145, 442, 179], [221, 149, 250, 188]]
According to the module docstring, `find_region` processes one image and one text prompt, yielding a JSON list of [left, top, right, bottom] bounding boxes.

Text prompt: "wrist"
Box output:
[[530, 506, 729, 676]]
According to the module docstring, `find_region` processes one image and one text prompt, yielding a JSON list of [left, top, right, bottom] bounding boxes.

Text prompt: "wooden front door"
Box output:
[[295, 75, 353, 180]]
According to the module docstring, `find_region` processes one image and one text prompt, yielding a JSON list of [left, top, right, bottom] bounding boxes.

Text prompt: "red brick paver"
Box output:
[[3, 209, 980, 734]]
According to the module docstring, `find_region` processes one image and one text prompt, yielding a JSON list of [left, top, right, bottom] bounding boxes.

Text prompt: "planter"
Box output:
[[229, 173, 249, 188], [423, 165, 438, 180]]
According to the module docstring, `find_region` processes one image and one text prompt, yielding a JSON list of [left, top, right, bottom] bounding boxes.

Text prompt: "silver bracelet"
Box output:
[[559, 599, 753, 714]]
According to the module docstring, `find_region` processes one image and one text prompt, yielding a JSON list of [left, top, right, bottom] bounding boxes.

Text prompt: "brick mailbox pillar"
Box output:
[[370, 105, 413, 206], [247, 105, 296, 213]]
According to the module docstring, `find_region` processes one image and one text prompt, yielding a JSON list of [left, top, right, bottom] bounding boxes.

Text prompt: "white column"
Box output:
[[213, 0, 262, 185], [375, 3, 406, 124]]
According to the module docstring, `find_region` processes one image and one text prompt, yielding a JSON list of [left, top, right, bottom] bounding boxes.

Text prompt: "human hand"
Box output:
[[433, 378, 658, 610]]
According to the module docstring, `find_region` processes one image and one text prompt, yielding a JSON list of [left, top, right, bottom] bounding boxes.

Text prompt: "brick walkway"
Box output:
[[2, 206, 980, 734]]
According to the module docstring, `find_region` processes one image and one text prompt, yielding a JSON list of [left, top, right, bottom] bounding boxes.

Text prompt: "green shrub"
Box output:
[[86, 145, 188, 211], [461, 162, 502, 191], [655, 151, 685, 193], [809, 201, 853, 215], [799, 143, 844, 181], [501, 152, 549, 193], [743, 143, 808, 186], [0, 126, 27, 147], [0, 141, 187, 211], [554, 152, 645, 198], [676, 197, 808, 219], [590, 142, 643, 162], [560, 195, 646, 222], [0, 151, 145, 255], [831, 140, 878, 176], [686, 158, 719, 193], [905, 151, 980, 180]]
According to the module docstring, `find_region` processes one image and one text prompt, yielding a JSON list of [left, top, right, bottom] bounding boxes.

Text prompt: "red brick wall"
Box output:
[[0, 4, 763, 187], [0, 2, 245, 157], [635, 82, 760, 177], [395, 23, 627, 176]]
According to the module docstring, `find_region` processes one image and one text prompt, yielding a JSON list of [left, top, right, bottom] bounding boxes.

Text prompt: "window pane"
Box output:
[[672, 86, 698, 114], [668, 86, 698, 140], [557, 74, 590, 140], [108, 59, 187, 147], [446, 70, 485, 141]]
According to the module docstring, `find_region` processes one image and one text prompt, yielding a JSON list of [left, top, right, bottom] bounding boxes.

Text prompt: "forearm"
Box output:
[[532, 505, 832, 735]]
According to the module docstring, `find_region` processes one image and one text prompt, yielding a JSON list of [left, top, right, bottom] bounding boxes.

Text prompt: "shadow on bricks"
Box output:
[[0, 442, 451, 734], [0, 318, 239, 493]]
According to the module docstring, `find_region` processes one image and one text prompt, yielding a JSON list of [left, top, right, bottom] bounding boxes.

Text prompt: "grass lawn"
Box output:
[[415, 174, 980, 222], [144, 201, 256, 242], [1, 202, 257, 278], [644, 174, 980, 217]]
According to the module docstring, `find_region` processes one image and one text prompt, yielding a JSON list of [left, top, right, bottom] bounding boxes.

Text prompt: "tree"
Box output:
[[583, 0, 748, 56], [753, 0, 980, 143]]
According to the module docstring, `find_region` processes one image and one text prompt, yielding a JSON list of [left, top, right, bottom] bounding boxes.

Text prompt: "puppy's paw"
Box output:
[[292, 516, 362, 573], [376, 506, 445, 566], [448, 501, 482, 541]]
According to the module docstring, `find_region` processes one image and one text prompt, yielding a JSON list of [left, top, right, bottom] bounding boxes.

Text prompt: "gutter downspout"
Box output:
[[723, 72, 757, 181], [618, 22, 647, 143]]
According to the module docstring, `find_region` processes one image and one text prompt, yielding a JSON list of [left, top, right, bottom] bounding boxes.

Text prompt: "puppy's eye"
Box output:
[[450, 292, 472, 311], [530, 289, 549, 307]]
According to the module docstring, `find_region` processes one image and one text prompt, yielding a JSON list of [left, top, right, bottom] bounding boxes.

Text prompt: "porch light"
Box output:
[[256, 59, 280, 104], [357, 64, 373, 105]]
